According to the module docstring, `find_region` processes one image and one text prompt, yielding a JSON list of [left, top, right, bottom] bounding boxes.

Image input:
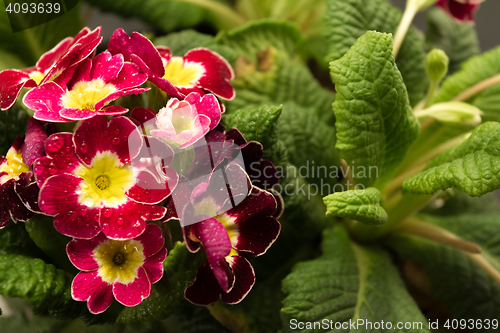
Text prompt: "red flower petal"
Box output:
[[130, 107, 156, 126], [0, 179, 34, 226], [184, 92, 223, 132], [66, 233, 106, 271], [39, 173, 101, 239], [21, 118, 47, 168], [23, 82, 68, 122], [0, 69, 36, 110], [134, 224, 165, 257], [220, 255, 255, 304], [142, 247, 167, 284], [14, 172, 41, 214], [436, 0, 481, 21], [72, 270, 114, 314], [184, 261, 222, 306], [113, 266, 151, 307], [90, 52, 124, 83]]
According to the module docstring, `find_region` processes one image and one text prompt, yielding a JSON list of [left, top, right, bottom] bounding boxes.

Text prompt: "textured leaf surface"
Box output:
[[0, 3, 81, 65], [117, 241, 206, 323], [0, 253, 75, 313], [433, 46, 500, 122], [85, 0, 204, 33], [323, 188, 387, 225], [222, 105, 282, 151], [425, 8, 479, 74], [330, 31, 420, 189], [403, 122, 500, 197], [281, 225, 429, 332], [325, 0, 428, 106]]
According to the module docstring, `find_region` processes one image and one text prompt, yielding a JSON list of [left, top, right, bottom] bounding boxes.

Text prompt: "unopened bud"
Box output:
[[416, 101, 482, 126], [426, 49, 449, 82]]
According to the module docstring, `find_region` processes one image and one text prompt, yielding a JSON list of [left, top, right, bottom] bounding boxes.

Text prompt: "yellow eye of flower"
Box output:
[[28, 71, 45, 85], [95, 175, 110, 190], [163, 58, 205, 87], [0, 148, 29, 182], [61, 79, 117, 111]]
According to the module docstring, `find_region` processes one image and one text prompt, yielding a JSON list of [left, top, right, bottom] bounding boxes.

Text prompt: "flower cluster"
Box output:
[[0, 27, 282, 314]]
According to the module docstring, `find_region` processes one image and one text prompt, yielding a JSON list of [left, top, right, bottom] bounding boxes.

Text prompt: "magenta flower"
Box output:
[[34, 116, 177, 240], [0, 119, 47, 228], [108, 29, 235, 100], [68, 224, 167, 314], [436, 0, 483, 21], [167, 164, 280, 305], [0, 27, 102, 111], [23, 51, 149, 122]]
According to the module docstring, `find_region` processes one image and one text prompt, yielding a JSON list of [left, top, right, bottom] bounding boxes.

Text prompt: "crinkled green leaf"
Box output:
[[330, 31, 420, 189], [433, 46, 500, 122], [222, 105, 282, 151], [325, 0, 428, 106], [281, 225, 429, 332], [0, 253, 76, 313], [154, 30, 237, 64], [425, 8, 479, 75], [85, 0, 204, 34], [278, 101, 339, 189], [0, 101, 30, 155], [0, 2, 81, 65], [403, 122, 500, 197], [216, 19, 303, 61], [116, 241, 206, 323], [323, 188, 387, 225]]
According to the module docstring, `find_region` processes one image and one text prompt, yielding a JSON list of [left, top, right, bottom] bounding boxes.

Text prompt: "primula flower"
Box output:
[[0, 119, 46, 228], [0, 27, 102, 111], [172, 164, 280, 305], [436, 0, 484, 21], [23, 51, 149, 122], [68, 224, 167, 314], [35, 116, 177, 240], [108, 29, 235, 100]]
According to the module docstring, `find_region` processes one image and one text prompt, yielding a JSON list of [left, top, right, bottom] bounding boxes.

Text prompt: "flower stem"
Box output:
[[392, 3, 418, 57], [169, 0, 246, 29], [396, 217, 481, 254], [452, 73, 500, 102], [467, 253, 500, 286]]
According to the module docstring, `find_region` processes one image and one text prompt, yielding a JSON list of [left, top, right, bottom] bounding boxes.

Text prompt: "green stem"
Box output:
[[170, 0, 246, 29], [423, 79, 439, 109], [392, 3, 418, 57], [452, 73, 500, 102]]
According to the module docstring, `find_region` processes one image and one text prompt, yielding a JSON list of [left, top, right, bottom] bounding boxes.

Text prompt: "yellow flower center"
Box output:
[[74, 152, 134, 208], [93, 239, 145, 284], [0, 148, 29, 182], [28, 71, 45, 85], [61, 79, 117, 111], [163, 57, 205, 87]]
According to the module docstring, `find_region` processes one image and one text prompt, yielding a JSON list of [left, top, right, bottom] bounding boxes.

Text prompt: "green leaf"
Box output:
[[425, 8, 479, 75], [216, 19, 303, 62], [0, 50, 26, 71], [0, 102, 30, 155], [281, 224, 429, 332], [222, 105, 282, 151], [154, 30, 238, 64], [0, 3, 81, 65], [0, 222, 45, 258], [323, 188, 387, 225], [0, 253, 76, 313], [432, 46, 500, 122], [325, 0, 428, 106], [330, 31, 420, 189], [278, 101, 339, 189], [85, 0, 204, 34], [116, 241, 206, 323], [403, 122, 500, 197]]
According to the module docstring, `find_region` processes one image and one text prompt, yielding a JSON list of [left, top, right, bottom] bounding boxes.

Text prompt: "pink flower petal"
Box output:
[[94, 87, 149, 112], [33, 133, 80, 187], [184, 48, 235, 100], [59, 108, 98, 121], [67, 58, 92, 88], [127, 168, 178, 204], [36, 36, 75, 71], [184, 261, 222, 306], [21, 118, 47, 168], [73, 116, 141, 166], [0, 70, 36, 110], [228, 187, 280, 256], [99, 201, 166, 240], [90, 52, 124, 82], [108, 62, 148, 91], [134, 224, 165, 257], [66, 233, 107, 271], [142, 247, 167, 284], [145, 73, 183, 99], [23, 82, 68, 122], [113, 266, 151, 307], [72, 270, 114, 314], [39, 173, 101, 239], [220, 255, 255, 304], [185, 92, 222, 132]]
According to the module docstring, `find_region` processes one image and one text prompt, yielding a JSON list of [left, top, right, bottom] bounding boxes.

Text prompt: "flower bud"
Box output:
[[425, 49, 449, 82], [416, 101, 482, 126]]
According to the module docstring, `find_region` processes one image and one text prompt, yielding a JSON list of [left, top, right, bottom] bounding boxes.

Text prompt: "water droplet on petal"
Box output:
[[94, 212, 100, 222], [101, 130, 109, 138], [82, 196, 95, 207], [46, 136, 65, 153], [114, 129, 120, 136], [48, 165, 58, 174], [117, 217, 124, 226], [103, 208, 113, 218], [80, 142, 88, 153], [112, 137, 120, 145], [68, 211, 78, 222]]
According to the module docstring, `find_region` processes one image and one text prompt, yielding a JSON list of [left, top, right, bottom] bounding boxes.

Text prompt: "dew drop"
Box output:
[[114, 129, 120, 136], [48, 165, 58, 174], [112, 137, 120, 145], [80, 142, 88, 153], [101, 130, 109, 138], [68, 211, 78, 222], [82, 196, 95, 207], [103, 208, 113, 218], [117, 217, 124, 226], [94, 212, 100, 222]]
